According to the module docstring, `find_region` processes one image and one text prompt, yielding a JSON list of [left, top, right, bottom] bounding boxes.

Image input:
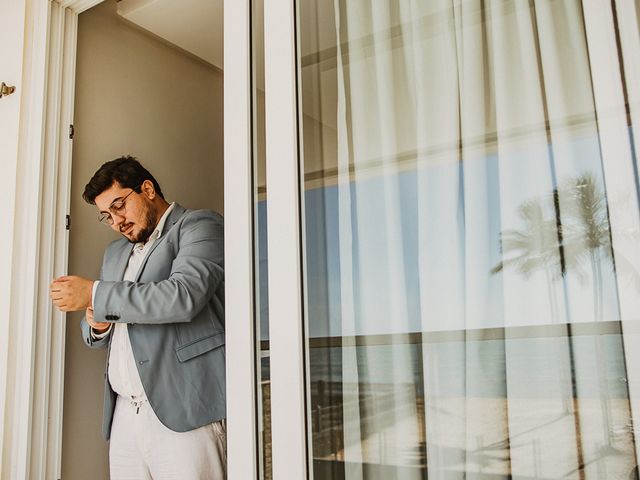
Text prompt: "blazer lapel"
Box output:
[[134, 204, 187, 282]]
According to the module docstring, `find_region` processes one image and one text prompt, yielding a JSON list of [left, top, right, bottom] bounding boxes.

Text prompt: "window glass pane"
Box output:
[[253, 0, 271, 477], [297, 0, 640, 478]]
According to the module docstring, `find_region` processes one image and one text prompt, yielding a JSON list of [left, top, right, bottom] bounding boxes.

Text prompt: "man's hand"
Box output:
[[86, 307, 110, 333], [49, 275, 94, 312]]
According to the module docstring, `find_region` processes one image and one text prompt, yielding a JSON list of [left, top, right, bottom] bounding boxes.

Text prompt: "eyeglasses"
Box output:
[[98, 187, 139, 225]]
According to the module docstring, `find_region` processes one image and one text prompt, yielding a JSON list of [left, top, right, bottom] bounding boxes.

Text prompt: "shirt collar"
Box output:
[[154, 202, 176, 239]]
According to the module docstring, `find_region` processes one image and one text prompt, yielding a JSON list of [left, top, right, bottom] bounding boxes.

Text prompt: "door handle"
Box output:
[[0, 82, 16, 98]]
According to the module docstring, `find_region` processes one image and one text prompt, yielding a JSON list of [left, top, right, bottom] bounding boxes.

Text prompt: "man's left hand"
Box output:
[[50, 275, 94, 312]]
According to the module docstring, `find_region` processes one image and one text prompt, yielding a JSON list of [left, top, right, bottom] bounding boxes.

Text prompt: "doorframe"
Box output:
[[0, 1, 84, 478], [5, 0, 259, 478], [264, 0, 309, 478], [225, 0, 260, 478]]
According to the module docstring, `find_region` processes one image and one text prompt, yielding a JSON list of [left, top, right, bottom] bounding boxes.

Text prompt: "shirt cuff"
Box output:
[[91, 280, 100, 308], [90, 324, 112, 340]]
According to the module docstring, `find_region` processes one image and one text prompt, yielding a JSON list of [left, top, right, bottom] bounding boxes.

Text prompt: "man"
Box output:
[[50, 156, 226, 479]]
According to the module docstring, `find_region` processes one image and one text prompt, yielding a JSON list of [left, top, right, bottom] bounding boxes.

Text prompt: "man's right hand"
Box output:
[[86, 307, 110, 334]]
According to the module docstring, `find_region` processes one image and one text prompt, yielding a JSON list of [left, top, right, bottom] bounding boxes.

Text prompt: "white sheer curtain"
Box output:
[[330, 0, 639, 478]]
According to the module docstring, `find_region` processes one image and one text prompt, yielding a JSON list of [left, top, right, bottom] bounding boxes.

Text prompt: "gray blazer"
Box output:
[[80, 204, 225, 440]]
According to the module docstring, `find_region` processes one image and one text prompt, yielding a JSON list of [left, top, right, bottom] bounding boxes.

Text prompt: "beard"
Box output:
[[122, 204, 158, 244]]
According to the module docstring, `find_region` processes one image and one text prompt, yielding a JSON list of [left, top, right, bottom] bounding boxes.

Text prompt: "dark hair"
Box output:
[[83, 155, 164, 204]]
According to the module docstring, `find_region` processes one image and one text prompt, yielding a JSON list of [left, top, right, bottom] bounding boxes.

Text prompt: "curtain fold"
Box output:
[[316, 0, 640, 478]]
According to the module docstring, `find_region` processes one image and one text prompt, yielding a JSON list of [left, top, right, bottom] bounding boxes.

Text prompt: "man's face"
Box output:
[[95, 181, 158, 243]]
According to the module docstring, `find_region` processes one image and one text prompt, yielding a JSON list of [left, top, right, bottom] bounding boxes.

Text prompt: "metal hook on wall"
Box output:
[[0, 82, 16, 98]]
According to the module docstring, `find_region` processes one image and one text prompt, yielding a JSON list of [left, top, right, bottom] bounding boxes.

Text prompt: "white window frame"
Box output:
[[264, 0, 310, 478], [225, 0, 259, 478], [2, 0, 260, 478]]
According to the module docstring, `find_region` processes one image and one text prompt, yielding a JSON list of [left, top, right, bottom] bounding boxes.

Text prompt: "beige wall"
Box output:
[[62, 1, 223, 478]]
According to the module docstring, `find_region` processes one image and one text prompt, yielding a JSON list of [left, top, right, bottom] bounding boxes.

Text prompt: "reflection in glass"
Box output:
[[296, 0, 640, 478], [252, 0, 271, 477]]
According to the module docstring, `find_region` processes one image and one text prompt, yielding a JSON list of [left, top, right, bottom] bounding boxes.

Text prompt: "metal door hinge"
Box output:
[[66, 215, 71, 230], [0, 82, 16, 98], [69, 124, 74, 139]]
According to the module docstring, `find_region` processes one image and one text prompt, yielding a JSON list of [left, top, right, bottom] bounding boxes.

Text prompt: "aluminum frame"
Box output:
[[264, 0, 309, 477]]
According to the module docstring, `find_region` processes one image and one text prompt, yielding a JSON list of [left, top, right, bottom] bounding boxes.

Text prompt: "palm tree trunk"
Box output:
[[545, 266, 572, 414], [544, 266, 558, 324], [595, 249, 604, 322], [590, 252, 600, 323], [591, 251, 612, 447]]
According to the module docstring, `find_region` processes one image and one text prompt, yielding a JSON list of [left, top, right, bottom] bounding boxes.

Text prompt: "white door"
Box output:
[[0, 1, 72, 478], [0, 4, 25, 286], [0, 1, 27, 477]]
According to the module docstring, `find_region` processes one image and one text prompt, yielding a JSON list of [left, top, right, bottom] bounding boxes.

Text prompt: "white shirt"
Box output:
[[92, 202, 176, 399]]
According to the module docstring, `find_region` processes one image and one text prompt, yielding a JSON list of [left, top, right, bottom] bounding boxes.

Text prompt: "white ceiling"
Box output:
[[117, 0, 223, 70]]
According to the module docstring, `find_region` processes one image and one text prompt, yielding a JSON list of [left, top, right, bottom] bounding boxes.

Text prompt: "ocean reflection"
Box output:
[[303, 329, 637, 479]]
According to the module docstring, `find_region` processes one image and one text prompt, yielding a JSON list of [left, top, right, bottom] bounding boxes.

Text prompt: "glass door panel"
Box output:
[[252, 0, 272, 476], [296, 0, 640, 478]]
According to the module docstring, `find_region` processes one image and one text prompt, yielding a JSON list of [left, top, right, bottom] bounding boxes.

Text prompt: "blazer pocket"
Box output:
[[175, 331, 225, 362]]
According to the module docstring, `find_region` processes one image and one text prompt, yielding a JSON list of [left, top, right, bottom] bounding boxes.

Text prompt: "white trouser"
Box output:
[[109, 395, 226, 480]]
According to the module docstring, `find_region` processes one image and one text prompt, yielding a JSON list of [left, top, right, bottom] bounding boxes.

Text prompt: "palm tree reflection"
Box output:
[[491, 197, 564, 322], [492, 172, 636, 454], [493, 172, 624, 322], [561, 173, 614, 322]]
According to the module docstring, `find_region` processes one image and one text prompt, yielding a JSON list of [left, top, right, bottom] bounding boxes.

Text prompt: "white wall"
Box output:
[[62, 1, 223, 478]]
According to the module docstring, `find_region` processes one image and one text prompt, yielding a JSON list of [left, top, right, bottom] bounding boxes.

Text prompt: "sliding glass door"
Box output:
[[260, 0, 640, 478], [294, 0, 640, 478]]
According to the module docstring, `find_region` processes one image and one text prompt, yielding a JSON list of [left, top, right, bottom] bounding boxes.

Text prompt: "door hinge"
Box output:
[[66, 215, 71, 231], [69, 124, 74, 139], [0, 82, 16, 98]]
